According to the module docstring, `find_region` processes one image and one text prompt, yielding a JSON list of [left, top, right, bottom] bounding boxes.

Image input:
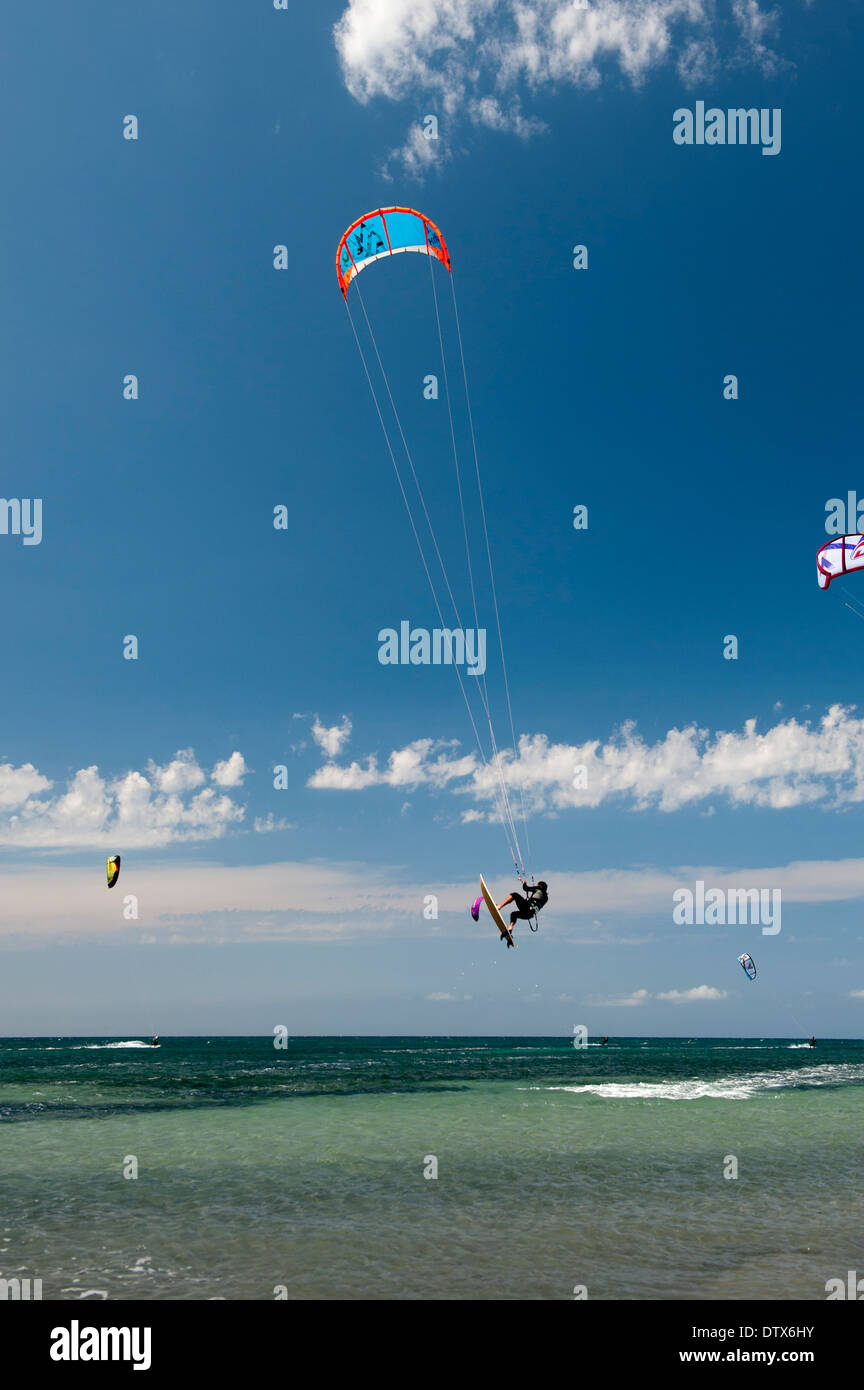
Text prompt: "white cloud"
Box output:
[[467, 95, 545, 138], [507, 858, 864, 919], [427, 991, 473, 1000], [0, 860, 466, 945], [656, 985, 727, 1002], [253, 814, 295, 834], [334, 0, 785, 172], [586, 988, 649, 1007], [849, 990, 864, 1000], [211, 752, 248, 788], [0, 750, 246, 849], [586, 984, 728, 1005], [148, 748, 205, 795], [3, 851, 864, 947], [311, 715, 353, 759], [308, 705, 864, 817], [0, 761, 51, 809], [309, 736, 473, 790], [732, 0, 783, 74], [382, 121, 446, 180]]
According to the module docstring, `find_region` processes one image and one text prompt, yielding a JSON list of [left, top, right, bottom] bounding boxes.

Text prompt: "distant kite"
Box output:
[[107, 855, 121, 889], [738, 952, 757, 981]]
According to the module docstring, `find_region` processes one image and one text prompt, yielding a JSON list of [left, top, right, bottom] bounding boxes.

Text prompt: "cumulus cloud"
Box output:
[[0, 750, 247, 849], [148, 749, 205, 795], [334, 0, 785, 172], [308, 706, 864, 818], [311, 715, 353, 759], [310, 736, 473, 791], [211, 752, 248, 788], [0, 762, 51, 809], [656, 985, 727, 1002]]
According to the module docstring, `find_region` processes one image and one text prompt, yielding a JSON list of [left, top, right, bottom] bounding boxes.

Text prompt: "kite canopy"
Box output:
[[107, 855, 121, 889], [337, 206, 451, 297], [816, 534, 864, 589], [738, 952, 757, 981]]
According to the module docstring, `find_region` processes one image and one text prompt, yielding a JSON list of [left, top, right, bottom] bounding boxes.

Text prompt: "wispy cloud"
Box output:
[[0, 860, 447, 945], [586, 984, 726, 1006], [732, 0, 783, 75], [586, 989, 650, 1008], [3, 852, 864, 947], [253, 814, 295, 834], [656, 985, 728, 1002], [334, 0, 785, 174]]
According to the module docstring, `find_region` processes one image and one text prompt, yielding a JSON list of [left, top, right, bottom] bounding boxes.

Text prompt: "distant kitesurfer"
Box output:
[[809, 1036, 816, 1048], [601, 1036, 609, 1046], [151, 1036, 159, 1048]]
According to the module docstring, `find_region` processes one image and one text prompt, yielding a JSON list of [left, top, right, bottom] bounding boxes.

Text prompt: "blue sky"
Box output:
[[3, 1, 864, 1035]]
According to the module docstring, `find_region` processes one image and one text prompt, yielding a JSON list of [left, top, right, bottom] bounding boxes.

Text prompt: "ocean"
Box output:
[[1, 1035, 862, 1301]]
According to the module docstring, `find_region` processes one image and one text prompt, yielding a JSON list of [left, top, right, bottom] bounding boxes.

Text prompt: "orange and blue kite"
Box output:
[[337, 206, 451, 297]]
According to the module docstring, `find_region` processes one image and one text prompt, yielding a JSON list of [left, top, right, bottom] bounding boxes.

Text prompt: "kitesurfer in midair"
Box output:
[[472, 880, 548, 934]]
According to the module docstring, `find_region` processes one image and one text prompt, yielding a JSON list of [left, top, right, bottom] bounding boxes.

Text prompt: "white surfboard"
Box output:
[[479, 874, 514, 947]]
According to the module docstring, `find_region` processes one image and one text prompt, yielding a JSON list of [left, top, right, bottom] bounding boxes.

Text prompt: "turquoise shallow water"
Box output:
[[1, 1036, 862, 1300]]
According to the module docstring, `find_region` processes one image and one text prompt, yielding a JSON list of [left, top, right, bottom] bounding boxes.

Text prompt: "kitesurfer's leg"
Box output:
[[497, 894, 514, 910]]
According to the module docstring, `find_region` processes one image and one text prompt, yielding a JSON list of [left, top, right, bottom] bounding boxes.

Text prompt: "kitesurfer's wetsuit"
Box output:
[[508, 881, 548, 928]]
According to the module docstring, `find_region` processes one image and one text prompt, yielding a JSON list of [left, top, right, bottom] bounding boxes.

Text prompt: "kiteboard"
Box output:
[[479, 875, 514, 947]]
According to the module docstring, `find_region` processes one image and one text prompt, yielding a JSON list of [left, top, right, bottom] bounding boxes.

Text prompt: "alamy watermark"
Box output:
[[0, 498, 42, 545], [673, 101, 781, 156], [378, 621, 486, 676], [0, 1276, 42, 1300], [673, 880, 780, 935]]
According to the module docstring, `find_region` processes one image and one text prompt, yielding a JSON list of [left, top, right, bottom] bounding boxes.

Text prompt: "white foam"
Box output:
[[549, 1062, 864, 1102], [550, 1079, 752, 1100]]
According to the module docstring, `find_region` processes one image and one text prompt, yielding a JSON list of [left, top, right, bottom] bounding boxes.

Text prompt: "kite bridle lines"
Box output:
[[342, 247, 530, 881]]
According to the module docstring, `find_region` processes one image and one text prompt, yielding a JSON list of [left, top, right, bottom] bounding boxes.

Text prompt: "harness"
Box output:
[[521, 881, 545, 932]]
